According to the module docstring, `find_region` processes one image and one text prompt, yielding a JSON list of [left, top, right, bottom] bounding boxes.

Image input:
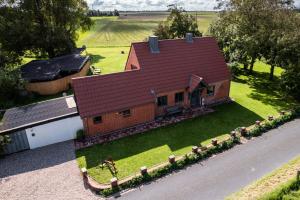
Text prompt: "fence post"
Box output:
[[297, 170, 300, 182]]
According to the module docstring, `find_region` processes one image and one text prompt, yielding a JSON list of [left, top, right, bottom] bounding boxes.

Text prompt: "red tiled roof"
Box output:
[[73, 37, 230, 118]]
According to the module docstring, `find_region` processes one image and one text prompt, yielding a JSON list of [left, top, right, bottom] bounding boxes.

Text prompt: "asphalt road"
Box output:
[[114, 119, 300, 200]]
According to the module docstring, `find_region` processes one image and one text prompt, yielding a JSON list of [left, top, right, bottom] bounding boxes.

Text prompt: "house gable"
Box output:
[[125, 46, 141, 71]]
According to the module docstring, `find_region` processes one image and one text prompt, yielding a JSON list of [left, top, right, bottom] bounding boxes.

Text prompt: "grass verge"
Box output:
[[227, 156, 300, 200]]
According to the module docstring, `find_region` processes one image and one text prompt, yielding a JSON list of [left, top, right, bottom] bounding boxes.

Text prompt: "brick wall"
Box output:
[[155, 79, 230, 115], [155, 89, 190, 116], [83, 79, 230, 136], [84, 103, 155, 136], [203, 80, 231, 105]]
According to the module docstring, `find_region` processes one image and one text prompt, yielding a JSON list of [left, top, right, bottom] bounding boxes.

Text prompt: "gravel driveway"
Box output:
[[0, 141, 100, 200]]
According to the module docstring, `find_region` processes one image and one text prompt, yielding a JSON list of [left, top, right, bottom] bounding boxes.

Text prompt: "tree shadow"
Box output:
[[235, 70, 297, 111], [77, 102, 262, 172], [89, 54, 105, 64]]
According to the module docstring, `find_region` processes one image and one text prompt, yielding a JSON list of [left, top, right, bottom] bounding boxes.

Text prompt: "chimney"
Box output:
[[149, 36, 160, 53], [186, 33, 193, 43]]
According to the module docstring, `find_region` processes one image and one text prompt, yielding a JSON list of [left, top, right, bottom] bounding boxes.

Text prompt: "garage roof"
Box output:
[[21, 54, 90, 82], [0, 96, 78, 134]]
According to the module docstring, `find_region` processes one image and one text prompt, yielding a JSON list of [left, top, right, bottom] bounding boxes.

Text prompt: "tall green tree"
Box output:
[[154, 6, 202, 39], [258, 0, 296, 80], [210, 0, 296, 78], [0, 0, 92, 58], [210, 0, 267, 73], [280, 62, 300, 101]]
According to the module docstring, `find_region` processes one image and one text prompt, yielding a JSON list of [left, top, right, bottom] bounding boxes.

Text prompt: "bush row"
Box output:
[[247, 109, 300, 138]]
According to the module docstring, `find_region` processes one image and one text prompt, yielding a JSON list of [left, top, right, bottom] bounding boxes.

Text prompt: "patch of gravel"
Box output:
[[0, 141, 101, 200]]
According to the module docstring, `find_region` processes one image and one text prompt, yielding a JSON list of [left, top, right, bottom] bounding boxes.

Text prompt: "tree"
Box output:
[[210, 0, 296, 78], [257, 0, 296, 80], [114, 9, 120, 16], [154, 6, 202, 39], [280, 62, 300, 101], [210, 0, 271, 73], [0, 66, 24, 108], [0, 134, 11, 155], [0, 0, 93, 58]]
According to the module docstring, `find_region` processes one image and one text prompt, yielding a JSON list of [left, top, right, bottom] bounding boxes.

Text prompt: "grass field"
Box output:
[[227, 156, 300, 200], [77, 12, 217, 48], [77, 13, 217, 72], [76, 62, 296, 184]]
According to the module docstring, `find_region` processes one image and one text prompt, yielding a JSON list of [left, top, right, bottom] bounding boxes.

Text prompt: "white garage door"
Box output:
[[25, 116, 83, 149]]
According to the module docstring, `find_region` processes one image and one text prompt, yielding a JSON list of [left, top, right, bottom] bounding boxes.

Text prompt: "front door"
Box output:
[[190, 89, 200, 107]]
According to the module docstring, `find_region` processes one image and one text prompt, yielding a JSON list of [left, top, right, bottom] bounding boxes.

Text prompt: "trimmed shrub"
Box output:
[[0, 134, 11, 155], [76, 129, 85, 141]]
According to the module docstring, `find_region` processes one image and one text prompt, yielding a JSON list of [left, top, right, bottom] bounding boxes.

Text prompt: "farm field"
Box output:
[[77, 12, 217, 72], [76, 62, 296, 184]]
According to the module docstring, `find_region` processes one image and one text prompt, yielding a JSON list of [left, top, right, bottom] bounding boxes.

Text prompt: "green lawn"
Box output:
[[86, 47, 130, 74], [76, 62, 296, 184]]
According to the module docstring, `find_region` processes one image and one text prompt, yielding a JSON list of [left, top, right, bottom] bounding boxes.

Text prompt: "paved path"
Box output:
[[0, 141, 100, 200], [116, 119, 300, 200]]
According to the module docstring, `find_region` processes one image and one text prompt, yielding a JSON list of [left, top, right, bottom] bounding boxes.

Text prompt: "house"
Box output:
[[0, 96, 82, 154], [21, 51, 91, 95], [73, 34, 231, 136]]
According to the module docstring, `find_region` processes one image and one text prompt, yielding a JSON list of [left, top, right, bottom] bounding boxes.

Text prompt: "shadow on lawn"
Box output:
[[89, 54, 105, 65], [234, 70, 296, 111], [77, 102, 263, 171]]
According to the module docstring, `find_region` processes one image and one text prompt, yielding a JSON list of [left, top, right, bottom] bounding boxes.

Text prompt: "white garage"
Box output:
[[0, 96, 83, 154], [25, 116, 83, 149]]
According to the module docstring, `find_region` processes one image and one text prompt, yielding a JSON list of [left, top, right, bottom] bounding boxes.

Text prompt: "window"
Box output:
[[131, 64, 138, 70], [157, 96, 168, 107], [207, 85, 215, 96], [119, 109, 131, 117], [93, 116, 102, 124], [175, 92, 184, 103]]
